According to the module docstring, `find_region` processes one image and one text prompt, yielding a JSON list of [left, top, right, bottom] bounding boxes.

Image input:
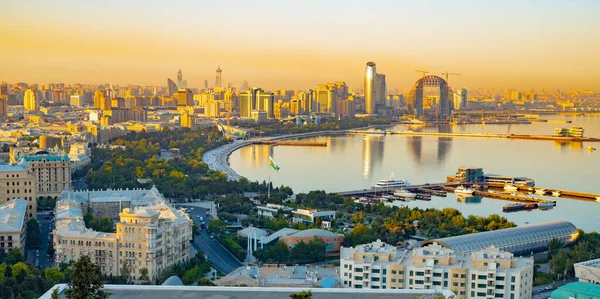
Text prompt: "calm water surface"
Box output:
[[229, 116, 600, 232]]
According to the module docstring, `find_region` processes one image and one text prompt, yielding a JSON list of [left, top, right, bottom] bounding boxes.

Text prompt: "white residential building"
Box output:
[[340, 241, 534, 299], [291, 208, 335, 226]]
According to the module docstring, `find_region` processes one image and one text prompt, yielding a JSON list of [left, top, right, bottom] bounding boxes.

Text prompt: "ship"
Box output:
[[586, 146, 597, 151], [535, 188, 547, 195], [537, 201, 555, 209], [552, 191, 561, 197], [503, 203, 526, 212], [525, 203, 538, 209], [365, 128, 386, 135], [375, 174, 410, 188], [393, 189, 416, 200], [454, 185, 475, 195]]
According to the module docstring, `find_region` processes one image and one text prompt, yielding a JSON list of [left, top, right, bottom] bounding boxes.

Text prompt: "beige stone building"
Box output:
[[53, 187, 193, 281], [340, 241, 534, 299], [0, 199, 27, 254], [0, 163, 37, 218], [15, 151, 71, 199]]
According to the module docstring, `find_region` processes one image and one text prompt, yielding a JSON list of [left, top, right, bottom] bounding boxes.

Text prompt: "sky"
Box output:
[[1, 0, 599, 91]]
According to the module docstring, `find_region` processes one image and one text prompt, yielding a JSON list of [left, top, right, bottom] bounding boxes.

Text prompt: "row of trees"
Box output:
[[254, 239, 328, 265], [548, 231, 600, 280], [83, 213, 115, 233]]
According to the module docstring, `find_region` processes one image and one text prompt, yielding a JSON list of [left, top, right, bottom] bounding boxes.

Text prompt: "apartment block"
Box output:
[[340, 241, 533, 299], [53, 187, 193, 281], [16, 152, 71, 199], [291, 208, 335, 226], [0, 163, 37, 218]]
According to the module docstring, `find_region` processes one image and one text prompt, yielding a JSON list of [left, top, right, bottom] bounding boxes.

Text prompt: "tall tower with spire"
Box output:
[[215, 66, 222, 88], [177, 69, 183, 89]]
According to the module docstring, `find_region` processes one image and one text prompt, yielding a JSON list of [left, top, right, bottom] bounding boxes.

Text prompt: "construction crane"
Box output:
[[441, 71, 461, 82], [415, 69, 429, 78]]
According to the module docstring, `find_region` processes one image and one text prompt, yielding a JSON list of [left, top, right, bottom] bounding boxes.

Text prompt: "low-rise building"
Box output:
[[291, 208, 335, 226], [257, 203, 291, 219], [340, 241, 534, 299], [281, 229, 344, 257], [549, 281, 600, 299], [53, 187, 193, 281], [574, 258, 600, 284], [0, 198, 27, 254]]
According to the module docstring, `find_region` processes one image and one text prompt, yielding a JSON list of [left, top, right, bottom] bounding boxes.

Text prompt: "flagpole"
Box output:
[[268, 165, 271, 198]]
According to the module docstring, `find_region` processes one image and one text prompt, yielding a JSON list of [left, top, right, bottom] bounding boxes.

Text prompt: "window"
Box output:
[[392, 270, 397, 275], [511, 277, 516, 283], [355, 268, 363, 273], [344, 264, 348, 268], [453, 273, 458, 278], [392, 279, 396, 283], [372, 269, 380, 274]]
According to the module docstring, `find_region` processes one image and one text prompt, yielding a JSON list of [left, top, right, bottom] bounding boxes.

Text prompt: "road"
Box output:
[[178, 204, 242, 274], [27, 212, 53, 268]]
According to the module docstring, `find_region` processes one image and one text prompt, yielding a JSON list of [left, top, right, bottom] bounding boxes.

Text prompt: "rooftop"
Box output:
[[0, 164, 27, 173], [574, 257, 600, 269], [41, 284, 456, 299], [288, 228, 341, 238], [0, 199, 27, 232], [550, 281, 600, 299]]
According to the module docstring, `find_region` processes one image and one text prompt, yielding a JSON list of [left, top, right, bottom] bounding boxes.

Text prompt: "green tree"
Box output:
[[12, 262, 30, 278], [51, 288, 60, 299], [120, 260, 131, 283], [4, 248, 24, 265], [290, 290, 312, 299], [45, 267, 65, 282], [269, 241, 290, 265], [197, 278, 216, 286], [26, 219, 41, 249], [139, 268, 149, 282], [65, 255, 109, 299], [208, 219, 227, 235]]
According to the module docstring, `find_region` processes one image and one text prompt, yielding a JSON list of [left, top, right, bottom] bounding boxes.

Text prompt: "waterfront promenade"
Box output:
[[202, 130, 350, 181]]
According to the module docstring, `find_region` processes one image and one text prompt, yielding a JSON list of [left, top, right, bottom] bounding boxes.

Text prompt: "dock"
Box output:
[[252, 141, 328, 147], [487, 182, 600, 201]]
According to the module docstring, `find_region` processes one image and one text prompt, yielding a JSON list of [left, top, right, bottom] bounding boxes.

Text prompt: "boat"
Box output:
[[381, 195, 396, 201], [552, 191, 561, 197], [537, 201, 555, 209], [596, 197, 600, 202], [535, 188, 547, 195], [504, 184, 519, 192], [525, 203, 538, 209], [586, 146, 596, 151], [375, 175, 410, 188], [454, 185, 475, 195], [503, 203, 526, 212], [393, 189, 416, 200], [365, 128, 386, 135], [408, 119, 425, 125]]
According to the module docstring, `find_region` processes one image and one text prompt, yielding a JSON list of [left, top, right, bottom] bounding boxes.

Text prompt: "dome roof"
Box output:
[[162, 276, 183, 286]]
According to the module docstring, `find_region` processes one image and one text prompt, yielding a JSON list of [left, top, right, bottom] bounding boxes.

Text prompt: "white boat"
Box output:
[[596, 197, 600, 202], [454, 185, 475, 195], [552, 191, 561, 197], [365, 128, 386, 135], [535, 189, 547, 195], [586, 146, 596, 151], [537, 201, 555, 209], [381, 195, 396, 201], [375, 175, 410, 188], [394, 189, 416, 200], [504, 184, 519, 192]]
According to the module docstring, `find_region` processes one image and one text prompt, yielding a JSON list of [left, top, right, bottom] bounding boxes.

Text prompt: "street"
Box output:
[[27, 212, 53, 268], [178, 204, 243, 274]]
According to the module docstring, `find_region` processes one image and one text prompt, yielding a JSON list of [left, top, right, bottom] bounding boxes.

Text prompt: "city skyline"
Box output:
[[1, 1, 599, 90]]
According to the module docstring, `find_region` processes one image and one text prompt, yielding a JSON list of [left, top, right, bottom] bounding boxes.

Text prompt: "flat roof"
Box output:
[[0, 199, 26, 232], [41, 284, 455, 299]]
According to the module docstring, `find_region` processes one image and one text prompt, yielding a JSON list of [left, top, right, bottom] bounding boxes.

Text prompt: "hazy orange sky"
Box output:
[[1, 1, 599, 91]]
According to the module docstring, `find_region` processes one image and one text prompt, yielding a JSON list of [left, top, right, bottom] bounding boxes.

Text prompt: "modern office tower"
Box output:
[[340, 241, 533, 299], [180, 111, 194, 128], [0, 163, 36, 219], [167, 78, 178, 97], [70, 95, 83, 107], [177, 69, 183, 89], [0, 199, 27, 255], [375, 73, 387, 106], [24, 89, 39, 111], [240, 88, 274, 118], [0, 96, 6, 120], [315, 84, 336, 113], [241, 80, 249, 91], [175, 88, 193, 106], [53, 187, 193, 281], [461, 88, 468, 109], [0, 82, 8, 98], [240, 89, 255, 118], [215, 65, 222, 87], [93, 90, 110, 110], [364, 62, 376, 114], [290, 98, 301, 115], [204, 80, 209, 89], [257, 90, 275, 119]]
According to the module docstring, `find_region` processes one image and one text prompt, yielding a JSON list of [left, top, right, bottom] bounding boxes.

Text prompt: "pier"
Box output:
[[487, 182, 600, 201], [252, 141, 327, 147]]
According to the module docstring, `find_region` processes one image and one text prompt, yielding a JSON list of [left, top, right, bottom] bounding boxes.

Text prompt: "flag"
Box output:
[[269, 156, 280, 172]]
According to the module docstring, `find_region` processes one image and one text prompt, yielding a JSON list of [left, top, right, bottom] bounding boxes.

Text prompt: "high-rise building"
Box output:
[[240, 88, 274, 118], [215, 66, 222, 87], [0, 96, 7, 120], [70, 95, 83, 107], [364, 62, 376, 114], [316, 84, 337, 113], [177, 69, 183, 89], [24, 89, 39, 111], [460, 88, 468, 109], [204, 80, 208, 89], [167, 78, 178, 97], [340, 241, 533, 299], [375, 73, 387, 106], [0, 163, 36, 219], [17, 153, 71, 199], [93, 90, 110, 110], [175, 89, 193, 106]]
